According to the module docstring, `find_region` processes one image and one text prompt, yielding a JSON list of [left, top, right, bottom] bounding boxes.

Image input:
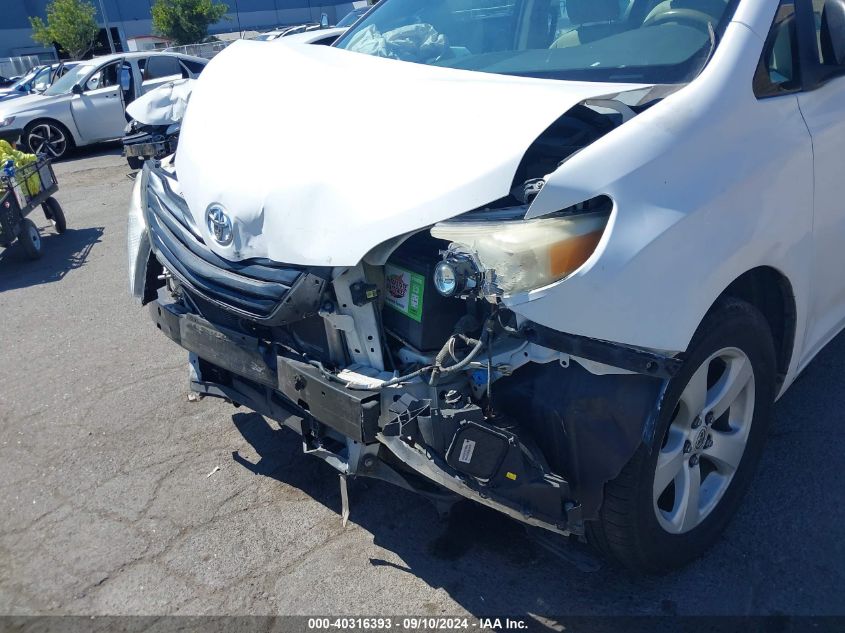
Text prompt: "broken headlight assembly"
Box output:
[[430, 199, 611, 296]]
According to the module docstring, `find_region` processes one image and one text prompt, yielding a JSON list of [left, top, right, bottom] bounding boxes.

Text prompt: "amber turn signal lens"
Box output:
[[549, 229, 604, 278]]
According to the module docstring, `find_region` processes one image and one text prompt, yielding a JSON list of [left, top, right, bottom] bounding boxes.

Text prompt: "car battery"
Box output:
[[383, 247, 466, 351]]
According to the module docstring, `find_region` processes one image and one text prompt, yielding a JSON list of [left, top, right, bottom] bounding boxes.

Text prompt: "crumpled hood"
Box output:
[[127, 79, 194, 126], [177, 40, 646, 267]]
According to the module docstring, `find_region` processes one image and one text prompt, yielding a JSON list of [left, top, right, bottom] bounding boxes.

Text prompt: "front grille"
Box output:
[[144, 167, 308, 321]]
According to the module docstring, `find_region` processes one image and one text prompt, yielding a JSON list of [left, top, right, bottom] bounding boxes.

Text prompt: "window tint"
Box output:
[[754, 0, 800, 97], [144, 56, 183, 81], [180, 59, 206, 75]]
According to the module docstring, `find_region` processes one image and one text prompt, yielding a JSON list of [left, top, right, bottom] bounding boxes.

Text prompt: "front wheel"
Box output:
[[24, 121, 71, 159], [587, 298, 777, 573]]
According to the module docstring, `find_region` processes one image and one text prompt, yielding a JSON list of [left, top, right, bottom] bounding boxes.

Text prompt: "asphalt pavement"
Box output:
[[0, 148, 842, 623]]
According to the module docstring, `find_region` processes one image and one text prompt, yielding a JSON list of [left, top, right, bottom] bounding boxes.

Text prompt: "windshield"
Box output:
[[252, 33, 279, 41], [336, 8, 368, 28], [336, 0, 738, 83], [9, 67, 43, 92], [44, 63, 93, 96]]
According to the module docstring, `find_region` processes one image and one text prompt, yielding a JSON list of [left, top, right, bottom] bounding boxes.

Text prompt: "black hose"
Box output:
[[428, 329, 488, 385]]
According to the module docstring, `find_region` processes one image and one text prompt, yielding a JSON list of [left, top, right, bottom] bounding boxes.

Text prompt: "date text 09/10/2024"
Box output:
[[306, 618, 529, 630]]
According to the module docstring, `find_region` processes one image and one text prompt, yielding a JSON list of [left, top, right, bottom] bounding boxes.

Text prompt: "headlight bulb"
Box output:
[[433, 261, 458, 296], [433, 252, 479, 297]]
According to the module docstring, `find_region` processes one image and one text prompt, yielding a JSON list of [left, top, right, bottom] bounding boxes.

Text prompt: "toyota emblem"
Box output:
[[206, 204, 233, 246]]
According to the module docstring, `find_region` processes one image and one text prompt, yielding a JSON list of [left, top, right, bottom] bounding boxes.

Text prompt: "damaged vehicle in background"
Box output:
[[128, 0, 845, 572], [123, 79, 194, 170], [0, 52, 206, 159]]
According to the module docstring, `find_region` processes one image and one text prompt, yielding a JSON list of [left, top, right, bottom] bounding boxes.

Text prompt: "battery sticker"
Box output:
[[458, 439, 476, 464], [384, 264, 425, 323]]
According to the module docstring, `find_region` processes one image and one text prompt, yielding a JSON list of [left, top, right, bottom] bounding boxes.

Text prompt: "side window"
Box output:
[[754, 0, 801, 97], [144, 56, 183, 81], [180, 59, 206, 75], [31, 67, 51, 92], [85, 61, 121, 91]]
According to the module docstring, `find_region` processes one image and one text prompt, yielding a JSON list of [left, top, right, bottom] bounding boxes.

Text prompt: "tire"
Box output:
[[24, 121, 73, 160], [587, 298, 777, 573], [42, 197, 66, 234], [127, 156, 144, 170], [18, 218, 43, 260]]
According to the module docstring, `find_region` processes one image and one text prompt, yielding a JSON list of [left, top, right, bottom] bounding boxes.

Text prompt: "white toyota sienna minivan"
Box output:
[[128, 0, 844, 571]]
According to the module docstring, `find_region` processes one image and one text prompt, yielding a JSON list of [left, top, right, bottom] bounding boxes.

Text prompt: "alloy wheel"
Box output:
[[653, 347, 755, 534], [27, 123, 67, 158]]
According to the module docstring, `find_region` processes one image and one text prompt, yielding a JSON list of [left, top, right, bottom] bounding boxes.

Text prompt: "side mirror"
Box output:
[[71, 84, 83, 95], [821, 0, 845, 65], [320, 12, 329, 28]]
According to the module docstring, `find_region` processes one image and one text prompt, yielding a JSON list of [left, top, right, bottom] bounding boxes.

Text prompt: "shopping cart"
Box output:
[[0, 132, 66, 260]]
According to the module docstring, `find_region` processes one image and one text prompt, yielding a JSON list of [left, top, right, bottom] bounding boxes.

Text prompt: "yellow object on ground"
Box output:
[[0, 140, 40, 198]]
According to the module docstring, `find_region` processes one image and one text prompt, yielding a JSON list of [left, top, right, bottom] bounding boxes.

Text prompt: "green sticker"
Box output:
[[384, 264, 425, 322]]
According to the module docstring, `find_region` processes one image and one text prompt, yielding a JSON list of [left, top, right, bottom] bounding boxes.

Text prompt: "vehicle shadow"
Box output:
[[0, 226, 104, 292], [229, 331, 845, 623], [64, 142, 123, 162]]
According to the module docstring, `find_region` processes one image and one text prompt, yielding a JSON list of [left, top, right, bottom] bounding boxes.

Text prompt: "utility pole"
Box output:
[[231, 0, 243, 37], [96, 0, 116, 53]]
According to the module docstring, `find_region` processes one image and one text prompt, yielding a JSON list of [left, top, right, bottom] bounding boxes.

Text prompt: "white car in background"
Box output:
[[252, 25, 348, 45], [0, 62, 80, 103], [251, 24, 321, 41], [252, 8, 370, 44], [0, 52, 207, 159], [279, 27, 350, 46]]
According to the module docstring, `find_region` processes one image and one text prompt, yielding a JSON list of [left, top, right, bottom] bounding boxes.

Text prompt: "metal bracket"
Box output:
[[332, 266, 385, 371], [522, 322, 681, 379], [339, 473, 350, 527]]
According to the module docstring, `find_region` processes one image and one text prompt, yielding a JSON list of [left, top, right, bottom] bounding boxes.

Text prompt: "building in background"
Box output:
[[1, 0, 368, 60], [126, 34, 171, 52]]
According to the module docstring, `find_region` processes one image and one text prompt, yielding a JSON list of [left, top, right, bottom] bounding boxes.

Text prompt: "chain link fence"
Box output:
[[0, 55, 43, 79], [162, 41, 232, 60]]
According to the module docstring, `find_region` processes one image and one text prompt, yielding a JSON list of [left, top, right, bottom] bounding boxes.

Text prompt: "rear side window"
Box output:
[[754, 0, 801, 97], [181, 59, 206, 74], [144, 56, 184, 81]]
